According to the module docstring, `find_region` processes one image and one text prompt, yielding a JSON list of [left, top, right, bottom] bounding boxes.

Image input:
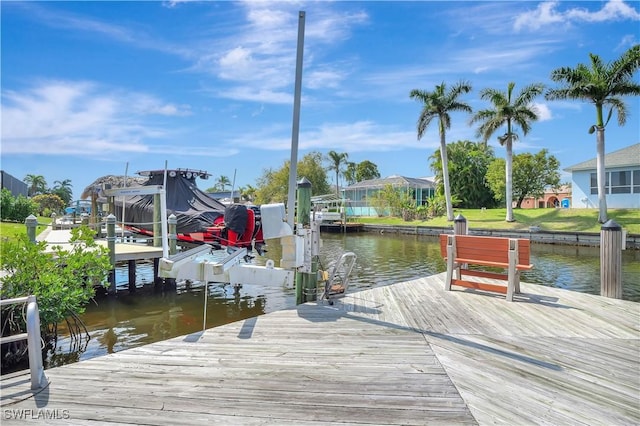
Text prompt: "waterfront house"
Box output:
[[342, 175, 436, 217], [564, 143, 640, 209]]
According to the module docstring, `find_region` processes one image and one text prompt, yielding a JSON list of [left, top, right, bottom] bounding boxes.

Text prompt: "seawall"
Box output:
[[361, 224, 640, 250]]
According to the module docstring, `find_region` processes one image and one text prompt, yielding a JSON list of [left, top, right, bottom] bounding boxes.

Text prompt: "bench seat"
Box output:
[[439, 234, 534, 301]]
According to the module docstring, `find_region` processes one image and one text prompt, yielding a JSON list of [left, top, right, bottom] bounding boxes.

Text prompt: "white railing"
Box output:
[[0, 295, 47, 389]]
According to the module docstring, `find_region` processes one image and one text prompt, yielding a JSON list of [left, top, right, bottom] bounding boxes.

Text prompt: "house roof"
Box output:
[[564, 143, 640, 172], [345, 175, 435, 190], [207, 190, 240, 199]]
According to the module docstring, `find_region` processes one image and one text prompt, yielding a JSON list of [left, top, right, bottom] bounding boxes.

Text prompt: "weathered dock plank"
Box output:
[[1, 272, 639, 425]]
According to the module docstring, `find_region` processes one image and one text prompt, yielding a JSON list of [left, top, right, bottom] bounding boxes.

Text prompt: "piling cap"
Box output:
[[454, 214, 466, 222], [297, 177, 311, 187], [601, 219, 622, 231]]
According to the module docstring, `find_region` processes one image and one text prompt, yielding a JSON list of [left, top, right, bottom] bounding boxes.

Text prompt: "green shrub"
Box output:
[[0, 189, 37, 222], [0, 226, 111, 338]]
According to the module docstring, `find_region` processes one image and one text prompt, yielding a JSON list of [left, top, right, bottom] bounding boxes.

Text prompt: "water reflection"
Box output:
[[51, 231, 638, 367]]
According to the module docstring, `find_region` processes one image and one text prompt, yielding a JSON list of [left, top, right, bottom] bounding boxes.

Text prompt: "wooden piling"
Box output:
[[454, 214, 467, 235], [295, 178, 316, 304], [128, 260, 136, 293], [168, 214, 177, 256], [25, 214, 37, 243], [153, 193, 161, 247], [600, 220, 623, 299], [106, 214, 117, 294]]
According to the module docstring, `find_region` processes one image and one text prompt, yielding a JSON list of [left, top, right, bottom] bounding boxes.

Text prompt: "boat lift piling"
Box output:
[[295, 178, 318, 304]]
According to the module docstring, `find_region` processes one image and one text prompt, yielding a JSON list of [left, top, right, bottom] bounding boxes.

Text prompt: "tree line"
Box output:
[[1, 175, 73, 222], [411, 45, 639, 223]]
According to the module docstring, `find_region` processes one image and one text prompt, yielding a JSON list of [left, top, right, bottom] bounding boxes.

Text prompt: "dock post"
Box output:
[[128, 260, 136, 293], [168, 214, 177, 255], [295, 178, 316, 304], [454, 214, 467, 235], [153, 193, 161, 247], [106, 214, 117, 294], [25, 214, 38, 243], [161, 214, 178, 290], [600, 220, 622, 299]]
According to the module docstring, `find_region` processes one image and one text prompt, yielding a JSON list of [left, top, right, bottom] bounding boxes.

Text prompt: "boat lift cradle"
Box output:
[[158, 203, 299, 289], [157, 203, 357, 300]]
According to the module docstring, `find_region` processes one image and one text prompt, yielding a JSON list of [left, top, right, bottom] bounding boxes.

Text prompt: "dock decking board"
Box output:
[[1, 272, 638, 425]]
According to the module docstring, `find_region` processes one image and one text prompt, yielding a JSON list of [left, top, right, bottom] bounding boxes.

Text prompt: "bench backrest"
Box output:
[[439, 234, 531, 267]]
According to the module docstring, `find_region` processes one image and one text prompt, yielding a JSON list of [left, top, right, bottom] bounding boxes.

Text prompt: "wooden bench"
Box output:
[[439, 234, 534, 301]]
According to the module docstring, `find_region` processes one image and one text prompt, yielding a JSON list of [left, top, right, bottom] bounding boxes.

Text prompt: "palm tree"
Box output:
[[23, 174, 47, 197], [471, 82, 544, 222], [326, 151, 348, 195], [216, 175, 231, 192], [344, 162, 357, 186], [52, 179, 73, 206], [238, 184, 256, 202], [410, 81, 472, 221], [545, 45, 640, 223]]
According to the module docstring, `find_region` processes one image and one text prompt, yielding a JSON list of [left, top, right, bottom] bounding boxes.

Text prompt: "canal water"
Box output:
[[49, 232, 639, 368]]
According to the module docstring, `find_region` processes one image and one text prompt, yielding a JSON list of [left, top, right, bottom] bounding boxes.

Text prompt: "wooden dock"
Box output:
[[38, 229, 164, 262], [1, 273, 639, 425]]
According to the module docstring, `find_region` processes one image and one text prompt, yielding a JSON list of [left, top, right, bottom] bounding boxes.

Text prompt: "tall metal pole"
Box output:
[[286, 11, 306, 231]]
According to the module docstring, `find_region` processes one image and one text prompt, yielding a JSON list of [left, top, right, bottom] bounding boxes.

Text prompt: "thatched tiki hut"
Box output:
[[81, 175, 147, 224], [82, 170, 226, 236]]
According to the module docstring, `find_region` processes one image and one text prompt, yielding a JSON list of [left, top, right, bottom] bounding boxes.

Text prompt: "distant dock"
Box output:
[[38, 229, 164, 292], [2, 273, 638, 424], [38, 229, 163, 263]]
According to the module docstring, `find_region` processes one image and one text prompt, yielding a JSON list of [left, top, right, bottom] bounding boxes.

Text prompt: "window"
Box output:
[[610, 171, 631, 194], [590, 173, 609, 194], [590, 170, 639, 195]]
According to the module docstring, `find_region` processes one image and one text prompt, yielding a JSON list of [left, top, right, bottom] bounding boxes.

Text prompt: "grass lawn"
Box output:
[[0, 217, 52, 246], [356, 208, 640, 234]]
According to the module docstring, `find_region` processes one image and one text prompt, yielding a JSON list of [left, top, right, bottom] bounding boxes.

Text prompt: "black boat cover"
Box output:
[[114, 172, 226, 234], [224, 204, 249, 235]]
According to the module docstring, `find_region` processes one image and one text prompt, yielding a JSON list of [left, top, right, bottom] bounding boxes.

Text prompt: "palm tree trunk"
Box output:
[[596, 128, 608, 223], [439, 133, 454, 221], [505, 138, 514, 222]]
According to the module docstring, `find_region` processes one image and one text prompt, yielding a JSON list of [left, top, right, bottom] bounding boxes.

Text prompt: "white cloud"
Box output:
[[617, 34, 639, 50], [514, 2, 566, 31], [197, 2, 368, 103], [0, 80, 191, 156], [532, 102, 553, 121], [12, 2, 192, 57], [514, 0, 640, 31], [234, 121, 424, 152], [566, 0, 640, 22], [216, 87, 292, 104]]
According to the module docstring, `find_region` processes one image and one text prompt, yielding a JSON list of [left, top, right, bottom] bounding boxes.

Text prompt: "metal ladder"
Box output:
[[322, 252, 357, 304]]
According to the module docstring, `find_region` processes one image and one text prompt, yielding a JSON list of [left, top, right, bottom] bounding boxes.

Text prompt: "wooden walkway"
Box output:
[[38, 229, 163, 262], [1, 273, 639, 425]]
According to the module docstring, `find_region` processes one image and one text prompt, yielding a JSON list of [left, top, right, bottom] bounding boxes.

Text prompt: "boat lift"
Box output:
[[157, 203, 308, 290], [157, 202, 357, 304]]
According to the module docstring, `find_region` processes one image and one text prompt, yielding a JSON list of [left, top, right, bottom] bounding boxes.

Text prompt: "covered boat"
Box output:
[[83, 169, 264, 251], [114, 169, 226, 235]]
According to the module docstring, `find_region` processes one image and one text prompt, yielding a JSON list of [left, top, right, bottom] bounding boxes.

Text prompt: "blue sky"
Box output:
[[2, 1, 639, 201]]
